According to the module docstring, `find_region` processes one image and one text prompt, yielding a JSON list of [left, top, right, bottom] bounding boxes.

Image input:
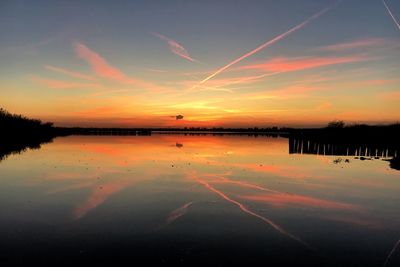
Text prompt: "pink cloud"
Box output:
[[152, 32, 197, 62], [45, 65, 96, 81], [74, 42, 171, 92], [239, 55, 366, 73], [74, 42, 128, 81]]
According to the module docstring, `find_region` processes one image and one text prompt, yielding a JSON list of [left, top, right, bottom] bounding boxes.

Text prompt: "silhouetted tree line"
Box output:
[[0, 108, 54, 134], [0, 108, 60, 161]]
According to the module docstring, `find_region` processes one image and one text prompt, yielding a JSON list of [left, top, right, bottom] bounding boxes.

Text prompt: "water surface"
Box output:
[[0, 135, 399, 266]]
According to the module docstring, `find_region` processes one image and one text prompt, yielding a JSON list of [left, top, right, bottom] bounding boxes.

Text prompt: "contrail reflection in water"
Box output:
[[188, 173, 313, 250], [383, 237, 400, 267], [166, 201, 194, 224]]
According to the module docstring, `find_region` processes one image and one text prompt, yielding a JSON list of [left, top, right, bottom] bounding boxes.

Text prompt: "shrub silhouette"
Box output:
[[327, 120, 345, 128], [0, 108, 54, 134]]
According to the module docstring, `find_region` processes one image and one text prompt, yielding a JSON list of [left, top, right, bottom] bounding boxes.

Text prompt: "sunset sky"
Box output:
[[1, 0, 399, 127]]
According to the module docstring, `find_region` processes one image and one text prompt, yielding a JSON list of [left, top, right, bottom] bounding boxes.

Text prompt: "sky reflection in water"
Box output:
[[0, 135, 399, 266]]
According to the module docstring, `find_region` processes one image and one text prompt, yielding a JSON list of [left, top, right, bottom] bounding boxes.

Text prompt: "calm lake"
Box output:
[[0, 134, 399, 266]]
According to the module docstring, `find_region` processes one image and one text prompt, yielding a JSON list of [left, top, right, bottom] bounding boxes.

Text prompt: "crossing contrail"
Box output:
[[382, 0, 400, 31], [189, 0, 341, 91]]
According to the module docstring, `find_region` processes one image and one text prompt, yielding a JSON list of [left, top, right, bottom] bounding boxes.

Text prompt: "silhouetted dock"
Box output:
[[289, 137, 398, 158]]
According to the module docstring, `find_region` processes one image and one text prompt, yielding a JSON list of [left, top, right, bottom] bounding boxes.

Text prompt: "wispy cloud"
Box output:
[[191, 1, 340, 89], [152, 32, 198, 62], [382, 0, 400, 31], [32, 76, 101, 89], [0, 31, 69, 56], [315, 38, 387, 52], [236, 85, 323, 101], [45, 65, 97, 81], [74, 42, 130, 81], [145, 68, 168, 73], [238, 55, 366, 73], [74, 42, 171, 92]]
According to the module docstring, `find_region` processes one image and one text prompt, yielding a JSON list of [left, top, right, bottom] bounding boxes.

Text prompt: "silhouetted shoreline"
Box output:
[[1, 108, 399, 169]]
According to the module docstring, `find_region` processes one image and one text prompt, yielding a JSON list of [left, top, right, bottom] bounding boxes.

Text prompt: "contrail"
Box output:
[[214, 71, 285, 90], [189, 1, 341, 90], [382, 0, 400, 31], [152, 32, 200, 62], [383, 237, 400, 267], [189, 173, 313, 249]]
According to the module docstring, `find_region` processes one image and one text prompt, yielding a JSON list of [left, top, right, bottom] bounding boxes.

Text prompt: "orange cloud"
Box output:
[[239, 55, 365, 73]]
